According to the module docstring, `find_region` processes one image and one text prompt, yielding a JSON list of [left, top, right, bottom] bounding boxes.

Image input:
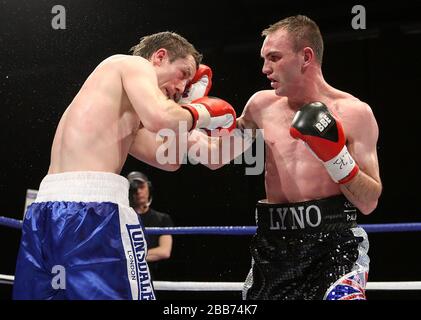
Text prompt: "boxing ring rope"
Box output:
[[154, 281, 421, 291], [1, 275, 420, 291], [2, 216, 421, 234], [2, 215, 421, 291]]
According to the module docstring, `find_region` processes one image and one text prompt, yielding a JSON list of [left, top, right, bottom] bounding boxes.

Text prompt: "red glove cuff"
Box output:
[[181, 105, 199, 131]]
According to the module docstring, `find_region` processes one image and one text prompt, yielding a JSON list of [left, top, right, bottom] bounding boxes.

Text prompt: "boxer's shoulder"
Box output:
[[327, 89, 370, 114], [243, 90, 284, 118], [94, 55, 154, 78], [248, 89, 281, 107], [330, 96, 374, 127]]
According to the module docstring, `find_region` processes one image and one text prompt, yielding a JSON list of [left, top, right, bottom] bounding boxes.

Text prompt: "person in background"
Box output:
[[127, 171, 174, 279]]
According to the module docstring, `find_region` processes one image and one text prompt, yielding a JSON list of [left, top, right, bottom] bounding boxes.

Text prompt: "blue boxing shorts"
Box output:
[[13, 171, 155, 300], [243, 195, 369, 300]]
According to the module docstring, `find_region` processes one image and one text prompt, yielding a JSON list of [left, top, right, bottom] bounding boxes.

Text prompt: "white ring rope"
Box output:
[[1, 274, 420, 291], [154, 281, 421, 291]]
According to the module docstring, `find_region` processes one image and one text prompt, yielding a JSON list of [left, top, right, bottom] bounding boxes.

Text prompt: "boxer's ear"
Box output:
[[302, 47, 314, 70], [152, 48, 168, 66]]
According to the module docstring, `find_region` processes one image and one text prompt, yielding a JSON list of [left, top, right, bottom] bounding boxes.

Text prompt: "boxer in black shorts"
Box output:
[[186, 15, 382, 300], [243, 195, 369, 300]]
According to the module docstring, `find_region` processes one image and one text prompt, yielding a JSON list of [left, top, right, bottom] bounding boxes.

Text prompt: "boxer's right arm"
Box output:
[[122, 58, 236, 133], [122, 57, 194, 133]]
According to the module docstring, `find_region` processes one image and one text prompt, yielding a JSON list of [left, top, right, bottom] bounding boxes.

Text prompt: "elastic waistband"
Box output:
[[35, 171, 130, 206], [256, 195, 358, 234]]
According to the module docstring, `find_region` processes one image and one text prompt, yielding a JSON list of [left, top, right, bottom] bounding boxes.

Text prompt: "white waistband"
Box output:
[[35, 171, 130, 206]]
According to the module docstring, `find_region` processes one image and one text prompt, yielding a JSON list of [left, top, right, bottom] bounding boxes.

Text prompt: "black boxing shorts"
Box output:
[[243, 194, 369, 300]]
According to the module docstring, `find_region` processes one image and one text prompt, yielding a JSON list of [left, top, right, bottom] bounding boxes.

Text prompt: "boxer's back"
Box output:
[[48, 55, 142, 174]]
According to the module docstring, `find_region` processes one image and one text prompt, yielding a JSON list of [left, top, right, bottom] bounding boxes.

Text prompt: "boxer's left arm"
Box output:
[[339, 102, 382, 214], [129, 127, 182, 171], [291, 101, 382, 214]]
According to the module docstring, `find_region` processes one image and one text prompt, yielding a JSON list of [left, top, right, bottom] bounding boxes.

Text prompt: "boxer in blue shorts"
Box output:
[[14, 172, 155, 300], [13, 32, 236, 299]]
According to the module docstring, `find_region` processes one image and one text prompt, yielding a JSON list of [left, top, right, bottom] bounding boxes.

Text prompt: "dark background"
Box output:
[[1, 0, 421, 300]]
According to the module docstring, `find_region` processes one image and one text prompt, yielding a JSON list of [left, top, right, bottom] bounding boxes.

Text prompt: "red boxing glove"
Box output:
[[290, 102, 359, 184], [182, 96, 236, 135], [179, 64, 213, 104]]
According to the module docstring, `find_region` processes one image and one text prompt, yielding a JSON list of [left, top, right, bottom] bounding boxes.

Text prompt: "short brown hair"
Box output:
[[130, 31, 202, 68], [262, 15, 324, 65]]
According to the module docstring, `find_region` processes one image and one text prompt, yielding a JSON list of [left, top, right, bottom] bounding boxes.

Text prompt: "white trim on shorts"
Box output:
[[34, 171, 130, 206], [118, 205, 155, 300]]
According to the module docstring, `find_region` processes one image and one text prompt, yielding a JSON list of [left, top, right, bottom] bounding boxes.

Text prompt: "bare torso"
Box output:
[[49, 55, 141, 174], [245, 89, 366, 203]]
